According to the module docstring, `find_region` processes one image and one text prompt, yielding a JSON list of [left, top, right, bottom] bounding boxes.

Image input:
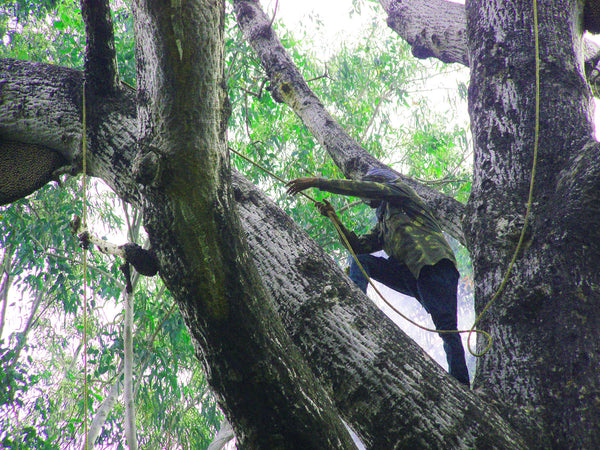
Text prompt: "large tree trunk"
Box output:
[[463, 0, 600, 446], [231, 174, 525, 448], [128, 0, 354, 447], [377, 0, 600, 96]]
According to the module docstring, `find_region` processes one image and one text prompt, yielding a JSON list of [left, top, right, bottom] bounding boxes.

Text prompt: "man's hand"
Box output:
[[315, 199, 336, 218], [286, 177, 319, 195]]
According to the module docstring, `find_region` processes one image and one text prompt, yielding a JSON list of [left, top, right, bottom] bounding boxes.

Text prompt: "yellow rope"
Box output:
[[327, 211, 492, 351], [465, 0, 541, 357], [230, 147, 319, 204], [81, 80, 89, 450]]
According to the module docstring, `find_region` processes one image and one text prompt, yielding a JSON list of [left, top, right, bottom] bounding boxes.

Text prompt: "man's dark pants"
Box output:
[[348, 255, 470, 386]]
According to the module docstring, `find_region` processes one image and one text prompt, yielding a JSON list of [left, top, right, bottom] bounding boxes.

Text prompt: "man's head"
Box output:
[[361, 167, 399, 208], [362, 167, 399, 183]]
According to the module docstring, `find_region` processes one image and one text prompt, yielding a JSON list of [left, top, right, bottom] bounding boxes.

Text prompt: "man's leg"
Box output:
[[347, 254, 419, 298], [347, 255, 468, 384], [417, 259, 470, 386]]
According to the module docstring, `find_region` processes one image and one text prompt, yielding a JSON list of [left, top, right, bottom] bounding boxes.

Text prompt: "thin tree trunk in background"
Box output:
[[86, 362, 123, 446], [0, 247, 13, 339], [123, 288, 137, 450], [87, 285, 165, 447], [123, 193, 141, 449]]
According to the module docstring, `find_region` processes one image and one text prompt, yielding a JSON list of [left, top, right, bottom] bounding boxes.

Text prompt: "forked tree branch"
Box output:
[[0, 57, 526, 448]]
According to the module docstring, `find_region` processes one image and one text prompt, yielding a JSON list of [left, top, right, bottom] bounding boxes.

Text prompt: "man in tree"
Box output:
[[287, 168, 470, 386]]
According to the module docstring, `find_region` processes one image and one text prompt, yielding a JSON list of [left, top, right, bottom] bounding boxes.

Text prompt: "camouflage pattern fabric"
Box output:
[[316, 178, 456, 278]]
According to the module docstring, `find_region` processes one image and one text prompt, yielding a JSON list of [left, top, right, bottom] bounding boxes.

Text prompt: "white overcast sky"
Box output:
[[265, 0, 378, 50]]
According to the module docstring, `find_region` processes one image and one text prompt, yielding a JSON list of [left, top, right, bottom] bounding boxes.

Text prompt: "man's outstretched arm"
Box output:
[[286, 177, 416, 204], [287, 180, 382, 255]]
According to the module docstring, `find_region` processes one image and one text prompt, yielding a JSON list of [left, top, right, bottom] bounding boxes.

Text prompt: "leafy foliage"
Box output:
[[0, 0, 135, 83], [225, 7, 474, 376], [1, 1, 220, 446], [0, 178, 223, 448]]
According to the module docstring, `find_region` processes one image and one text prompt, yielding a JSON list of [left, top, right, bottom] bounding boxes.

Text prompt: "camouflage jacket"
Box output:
[[316, 178, 456, 279]]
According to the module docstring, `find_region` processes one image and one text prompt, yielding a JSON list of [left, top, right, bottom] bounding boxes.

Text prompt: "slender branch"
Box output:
[[306, 65, 330, 83], [87, 285, 170, 446], [360, 87, 393, 143], [240, 77, 268, 98], [267, 0, 279, 28], [86, 362, 123, 446], [0, 246, 14, 339], [7, 280, 48, 368], [70, 216, 159, 278], [123, 287, 138, 450]]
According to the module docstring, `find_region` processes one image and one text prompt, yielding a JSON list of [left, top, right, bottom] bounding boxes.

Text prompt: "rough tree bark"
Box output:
[[379, 0, 469, 66], [0, 56, 525, 448], [231, 0, 467, 245], [129, 0, 354, 447], [236, 0, 600, 446], [378, 0, 600, 95], [462, 1, 600, 447]]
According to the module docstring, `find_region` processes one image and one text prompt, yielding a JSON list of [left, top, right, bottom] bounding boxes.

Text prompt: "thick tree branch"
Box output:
[[0, 58, 526, 447], [232, 173, 525, 448], [555, 138, 600, 252], [0, 60, 83, 160], [379, 0, 469, 66], [131, 0, 355, 447], [81, 0, 120, 94], [232, 0, 466, 244]]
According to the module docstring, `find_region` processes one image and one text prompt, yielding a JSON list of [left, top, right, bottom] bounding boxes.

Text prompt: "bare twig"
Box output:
[[306, 65, 330, 83], [268, 0, 279, 29]]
